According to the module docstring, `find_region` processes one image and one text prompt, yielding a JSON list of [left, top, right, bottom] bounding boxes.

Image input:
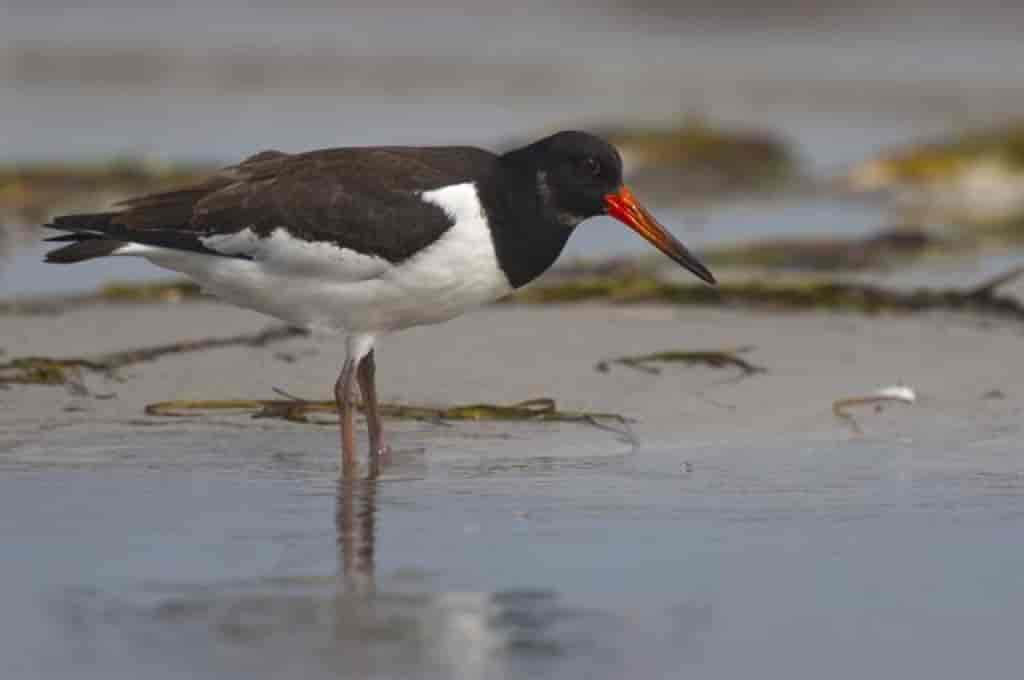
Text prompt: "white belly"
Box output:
[[126, 182, 514, 333]]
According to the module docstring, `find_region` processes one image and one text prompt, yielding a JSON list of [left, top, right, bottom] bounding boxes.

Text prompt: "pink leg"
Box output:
[[334, 358, 358, 473], [356, 349, 390, 458]]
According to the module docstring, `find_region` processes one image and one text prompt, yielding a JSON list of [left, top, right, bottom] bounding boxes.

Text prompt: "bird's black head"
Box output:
[[501, 130, 716, 285], [503, 130, 624, 226]]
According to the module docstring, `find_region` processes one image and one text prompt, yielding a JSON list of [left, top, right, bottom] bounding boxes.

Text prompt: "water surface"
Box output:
[[3, 425, 1022, 679]]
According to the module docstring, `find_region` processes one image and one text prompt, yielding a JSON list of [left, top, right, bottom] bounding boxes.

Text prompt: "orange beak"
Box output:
[[603, 186, 715, 284]]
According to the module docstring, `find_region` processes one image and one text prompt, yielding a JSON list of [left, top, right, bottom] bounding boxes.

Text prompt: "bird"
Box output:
[[43, 131, 715, 469]]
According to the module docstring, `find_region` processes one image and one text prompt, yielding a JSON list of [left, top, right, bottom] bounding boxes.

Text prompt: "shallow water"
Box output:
[[3, 425, 1022, 679]]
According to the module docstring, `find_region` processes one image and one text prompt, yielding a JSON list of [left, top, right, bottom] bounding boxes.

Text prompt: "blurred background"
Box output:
[[3, 0, 1024, 293]]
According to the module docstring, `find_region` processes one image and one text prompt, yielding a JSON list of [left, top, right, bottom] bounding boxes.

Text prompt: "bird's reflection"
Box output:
[[335, 456, 381, 596]]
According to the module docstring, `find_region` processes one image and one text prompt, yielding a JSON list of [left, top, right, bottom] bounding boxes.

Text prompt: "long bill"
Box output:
[[603, 186, 716, 285]]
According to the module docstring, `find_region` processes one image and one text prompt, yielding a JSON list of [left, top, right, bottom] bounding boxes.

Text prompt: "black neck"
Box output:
[[478, 154, 575, 289]]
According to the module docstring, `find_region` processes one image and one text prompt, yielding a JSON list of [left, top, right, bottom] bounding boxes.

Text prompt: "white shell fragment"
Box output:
[[873, 385, 917, 403]]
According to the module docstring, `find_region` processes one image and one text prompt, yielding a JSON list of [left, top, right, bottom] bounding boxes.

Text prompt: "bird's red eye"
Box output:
[[583, 158, 601, 176]]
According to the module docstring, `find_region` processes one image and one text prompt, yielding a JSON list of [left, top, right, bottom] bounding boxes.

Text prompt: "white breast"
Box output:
[[382, 182, 513, 327], [123, 182, 513, 334]]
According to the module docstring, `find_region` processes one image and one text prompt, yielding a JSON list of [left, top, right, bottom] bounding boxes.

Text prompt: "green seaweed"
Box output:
[[972, 215, 1024, 244], [700, 228, 941, 272], [596, 347, 765, 376], [0, 278, 204, 315], [145, 397, 629, 429], [844, 122, 1024, 228], [599, 117, 797, 188], [0, 326, 305, 389], [0, 357, 81, 385], [884, 123, 1024, 176], [511, 267, 1024, 323], [95, 280, 203, 302]]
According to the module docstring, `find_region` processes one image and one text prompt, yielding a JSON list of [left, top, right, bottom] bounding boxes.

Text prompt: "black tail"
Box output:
[[44, 211, 251, 264], [44, 234, 125, 264], [43, 212, 125, 264]]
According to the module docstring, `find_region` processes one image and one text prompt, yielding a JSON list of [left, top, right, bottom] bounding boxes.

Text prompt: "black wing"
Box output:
[[46, 145, 497, 264]]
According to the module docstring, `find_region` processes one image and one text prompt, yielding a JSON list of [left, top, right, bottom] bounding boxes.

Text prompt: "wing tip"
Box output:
[[44, 237, 124, 264]]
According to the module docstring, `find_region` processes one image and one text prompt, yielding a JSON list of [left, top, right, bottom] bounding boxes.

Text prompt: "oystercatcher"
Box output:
[[44, 131, 715, 468]]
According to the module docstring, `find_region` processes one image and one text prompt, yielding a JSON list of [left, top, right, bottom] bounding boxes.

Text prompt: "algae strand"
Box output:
[[596, 347, 765, 377], [512, 266, 1024, 323], [0, 325, 306, 389], [144, 396, 630, 432]]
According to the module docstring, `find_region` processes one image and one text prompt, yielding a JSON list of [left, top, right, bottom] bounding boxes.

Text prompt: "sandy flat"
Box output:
[[3, 299, 1021, 454]]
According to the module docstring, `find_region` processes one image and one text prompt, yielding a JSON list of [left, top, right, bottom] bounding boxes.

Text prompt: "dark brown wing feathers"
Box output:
[[47, 146, 497, 263]]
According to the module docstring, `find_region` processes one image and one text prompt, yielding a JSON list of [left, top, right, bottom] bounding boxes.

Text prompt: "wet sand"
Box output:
[[3, 298, 1023, 448], [2, 299, 1024, 679]]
